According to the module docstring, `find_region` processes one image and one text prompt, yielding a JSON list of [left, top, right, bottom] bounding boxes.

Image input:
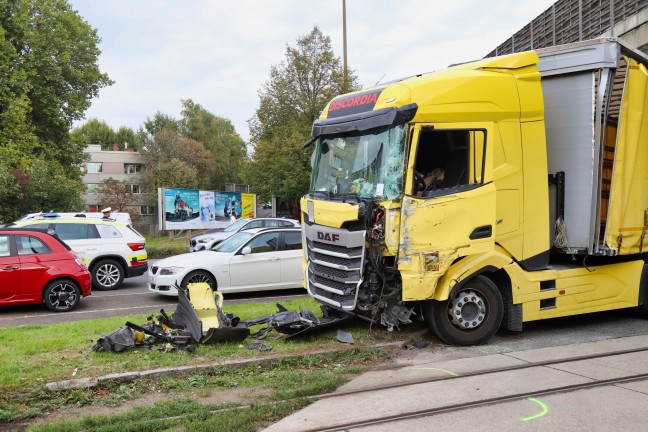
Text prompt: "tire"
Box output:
[[424, 275, 503, 346], [181, 270, 216, 291], [92, 259, 124, 290], [43, 279, 81, 312]]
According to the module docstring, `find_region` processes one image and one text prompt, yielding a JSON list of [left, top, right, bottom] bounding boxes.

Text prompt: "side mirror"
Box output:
[[241, 246, 252, 255]]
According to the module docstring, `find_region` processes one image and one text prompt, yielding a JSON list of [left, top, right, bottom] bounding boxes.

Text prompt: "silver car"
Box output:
[[188, 217, 300, 252]]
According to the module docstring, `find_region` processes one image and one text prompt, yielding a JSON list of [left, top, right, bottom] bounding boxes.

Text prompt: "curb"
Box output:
[[45, 341, 404, 391]]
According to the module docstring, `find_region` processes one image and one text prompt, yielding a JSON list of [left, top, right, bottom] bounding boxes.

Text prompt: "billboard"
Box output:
[[158, 188, 256, 230]]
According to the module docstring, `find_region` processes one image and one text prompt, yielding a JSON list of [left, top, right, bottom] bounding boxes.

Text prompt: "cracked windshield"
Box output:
[[310, 125, 405, 200]]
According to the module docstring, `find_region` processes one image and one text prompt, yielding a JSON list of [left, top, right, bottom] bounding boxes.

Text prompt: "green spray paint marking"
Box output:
[[521, 397, 548, 421], [407, 367, 459, 377]]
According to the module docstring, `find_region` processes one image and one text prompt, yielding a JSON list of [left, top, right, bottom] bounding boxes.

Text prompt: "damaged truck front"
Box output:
[[301, 38, 648, 346]]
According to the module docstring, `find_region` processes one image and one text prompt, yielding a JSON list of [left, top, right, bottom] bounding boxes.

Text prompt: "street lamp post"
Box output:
[[343, 0, 348, 91]]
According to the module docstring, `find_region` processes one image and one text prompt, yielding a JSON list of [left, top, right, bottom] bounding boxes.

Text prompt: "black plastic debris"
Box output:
[[336, 330, 354, 344], [402, 340, 430, 350], [243, 303, 352, 339], [92, 327, 136, 352], [92, 283, 247, 353], [244, 342, 272, 351]]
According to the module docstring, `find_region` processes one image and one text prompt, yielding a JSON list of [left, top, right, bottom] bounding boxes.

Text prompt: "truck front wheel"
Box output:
[[424, 275, 503, 346]]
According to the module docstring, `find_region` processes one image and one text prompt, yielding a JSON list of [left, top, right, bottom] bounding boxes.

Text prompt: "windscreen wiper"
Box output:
[[335, 193, 361, 203], [308, 190, 331, 199]]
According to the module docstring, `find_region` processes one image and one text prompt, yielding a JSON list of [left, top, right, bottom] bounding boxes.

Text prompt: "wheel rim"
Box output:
[[48, 282, 78, 310], [186, 273, 212, 287], [97, 263, 120, 287], [448, 290, 487, 330]]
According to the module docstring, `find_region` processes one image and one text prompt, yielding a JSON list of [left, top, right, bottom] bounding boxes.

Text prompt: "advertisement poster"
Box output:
[[214, 192, 241, 221], [199, 190, 215, 223], [160, 188, 255, 230], [241, 193, 256, 218]]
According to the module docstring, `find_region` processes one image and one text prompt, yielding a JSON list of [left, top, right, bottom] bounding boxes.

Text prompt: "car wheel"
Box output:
[[92, 259, 124, 290], [43, 280, 81, 312], [181, 270, 216, 291], [424, 275, 503, 346]]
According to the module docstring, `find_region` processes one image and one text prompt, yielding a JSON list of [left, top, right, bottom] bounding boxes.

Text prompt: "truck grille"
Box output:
[[304, 224, 365, 310]]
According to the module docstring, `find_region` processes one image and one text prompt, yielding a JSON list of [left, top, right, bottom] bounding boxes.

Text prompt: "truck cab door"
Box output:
[[398, 123, 497, 301]]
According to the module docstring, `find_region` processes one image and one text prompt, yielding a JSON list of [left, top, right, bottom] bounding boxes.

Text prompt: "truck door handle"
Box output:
[[470, 225, 492, 240]]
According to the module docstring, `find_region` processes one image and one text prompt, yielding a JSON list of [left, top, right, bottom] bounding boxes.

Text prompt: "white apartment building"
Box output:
[[82, 144, 154, 220]]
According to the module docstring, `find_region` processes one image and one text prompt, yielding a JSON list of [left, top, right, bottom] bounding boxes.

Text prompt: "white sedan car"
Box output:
[[188, 217, 300, 252], [149, 227, 303, 296]]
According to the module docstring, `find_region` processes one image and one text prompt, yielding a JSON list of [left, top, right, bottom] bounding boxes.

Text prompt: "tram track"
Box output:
[[275, 343, 648, 432], [317, 344, 648, 399], [308, 372, 648, 431]]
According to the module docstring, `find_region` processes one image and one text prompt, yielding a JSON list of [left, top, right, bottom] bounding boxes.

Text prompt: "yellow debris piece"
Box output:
[[187, 282, 221, 331]]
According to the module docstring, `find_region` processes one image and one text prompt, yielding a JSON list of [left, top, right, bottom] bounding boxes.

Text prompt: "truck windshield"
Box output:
[[309, 125, 406, 200]]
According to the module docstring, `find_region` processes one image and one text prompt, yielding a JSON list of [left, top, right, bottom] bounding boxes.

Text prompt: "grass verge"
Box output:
[[1, 298, 428, 429], [144, 235, 190, 258]]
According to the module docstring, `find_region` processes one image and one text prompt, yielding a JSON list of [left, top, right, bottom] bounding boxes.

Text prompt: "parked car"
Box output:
[[150, 227, 303, 296], [262, 202, 272, 209], [0, 228, 91, 312], [12, 215, 147, 290], [188, 217, 300, 252], [17, 211, 132, 224]]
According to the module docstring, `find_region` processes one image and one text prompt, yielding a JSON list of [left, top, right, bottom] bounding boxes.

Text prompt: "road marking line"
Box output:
[[0, 304, 178, 320]]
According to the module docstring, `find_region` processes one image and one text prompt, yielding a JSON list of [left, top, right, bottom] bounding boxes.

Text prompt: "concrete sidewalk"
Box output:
[[265, 335, 648, 431]]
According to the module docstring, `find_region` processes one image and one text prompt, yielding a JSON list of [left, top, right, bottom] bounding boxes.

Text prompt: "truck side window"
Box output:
[[414, 129, 486, 197]]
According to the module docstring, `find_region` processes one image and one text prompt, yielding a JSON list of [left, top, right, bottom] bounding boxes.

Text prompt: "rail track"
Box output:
[[272, 342, 648, 432]]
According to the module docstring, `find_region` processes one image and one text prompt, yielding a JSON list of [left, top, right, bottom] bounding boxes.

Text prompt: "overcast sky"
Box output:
[[69, 0, 557, 142]]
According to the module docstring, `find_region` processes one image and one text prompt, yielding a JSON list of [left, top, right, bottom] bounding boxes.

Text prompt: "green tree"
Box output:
[[114, 126, 139, 151], [97, 178, 135, 212], [70, 120, 138, 151], [180, 99, 247, 190], [0, 160, 85, 223], [0, 0, 112, 222], [0, 164, 24, 223], [70, 118, 115, 149], [140, 130, 214, 195], [140, 112, 179, 143], [245, 26, 359, 216]]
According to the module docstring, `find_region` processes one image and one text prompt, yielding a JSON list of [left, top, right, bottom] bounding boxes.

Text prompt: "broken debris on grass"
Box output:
[[92, 283, 352, 353], [92, 283, 249, 353]]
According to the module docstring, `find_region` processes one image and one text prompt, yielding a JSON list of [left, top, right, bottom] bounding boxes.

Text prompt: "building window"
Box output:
[[86, 183, 100, 194], [125, 164, 144, 174], [86, 162, 103, 173], [130, 184, 141, 194], [140, 205, 155, 216]]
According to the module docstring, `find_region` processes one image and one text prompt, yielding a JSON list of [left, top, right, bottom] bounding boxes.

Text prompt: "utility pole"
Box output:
[[342, 0, 348, 91]]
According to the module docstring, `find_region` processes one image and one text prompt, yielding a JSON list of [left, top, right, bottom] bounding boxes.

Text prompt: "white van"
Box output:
[[13, 215, 147, 290], [18, 211, 132, 224]]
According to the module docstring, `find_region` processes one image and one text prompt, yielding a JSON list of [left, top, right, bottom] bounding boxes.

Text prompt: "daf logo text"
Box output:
[[317, 232, 340, 242]]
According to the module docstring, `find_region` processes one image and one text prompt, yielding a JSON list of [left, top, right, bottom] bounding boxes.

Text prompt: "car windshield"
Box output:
[[223, 218, 250, 232], [310, 125, 406, 200], [213, 231, 254, 252]]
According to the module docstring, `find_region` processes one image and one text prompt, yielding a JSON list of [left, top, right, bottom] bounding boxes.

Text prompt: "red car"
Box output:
[[0, 228, 91, 312]]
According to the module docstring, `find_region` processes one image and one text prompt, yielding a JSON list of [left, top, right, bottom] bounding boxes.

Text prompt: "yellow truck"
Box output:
[[300, 38, 648, 345]]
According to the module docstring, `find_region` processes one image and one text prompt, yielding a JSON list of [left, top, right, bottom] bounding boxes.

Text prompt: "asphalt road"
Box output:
[[0, 260, 309, 328]]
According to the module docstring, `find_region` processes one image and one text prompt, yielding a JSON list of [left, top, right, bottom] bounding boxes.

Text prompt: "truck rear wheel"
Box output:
[[424, 275, 503, 345]]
